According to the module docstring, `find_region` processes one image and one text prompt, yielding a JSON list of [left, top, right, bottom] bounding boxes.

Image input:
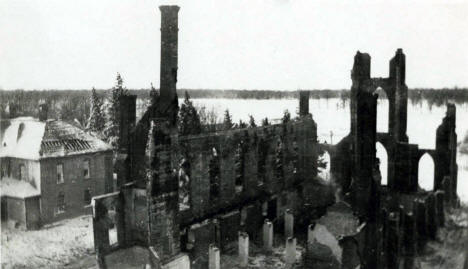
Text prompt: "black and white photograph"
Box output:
[[1, 0, 468, 268]]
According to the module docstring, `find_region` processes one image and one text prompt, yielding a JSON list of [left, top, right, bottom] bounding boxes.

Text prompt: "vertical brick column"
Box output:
[[284, 209, 294, 239], [350, 59, 378, 218], [209, 244, 220, 269], [285, 237, 297, 268], [389, 49, 408, 143], [238, 232, 249, 267], [435, 104, 458, 206], [263, 219, 273, 252], [307, 222, 316, 244], [116, 95, 137, 188]]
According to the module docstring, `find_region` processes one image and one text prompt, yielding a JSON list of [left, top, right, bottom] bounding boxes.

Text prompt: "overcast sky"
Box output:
[[1, 0, 467, 90]]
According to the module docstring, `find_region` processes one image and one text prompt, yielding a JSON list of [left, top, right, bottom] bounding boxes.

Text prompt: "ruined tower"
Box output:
[[435, 104, 458, 205], [350, 51, 377, 219], [388, 49, 408, 142], [350, 51, 380, 269]]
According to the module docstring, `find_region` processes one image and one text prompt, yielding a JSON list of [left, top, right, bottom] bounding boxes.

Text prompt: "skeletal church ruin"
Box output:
[[92, 5, 459, 269]]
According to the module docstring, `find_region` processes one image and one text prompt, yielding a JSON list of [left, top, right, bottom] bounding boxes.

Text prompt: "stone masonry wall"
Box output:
[[177, 116, 318, 225]]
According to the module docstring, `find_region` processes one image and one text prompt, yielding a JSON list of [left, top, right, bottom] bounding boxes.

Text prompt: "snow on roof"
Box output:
[[0, 117, 112, 160], [0, 177, 40, 199], [0, 117, 46, 160]]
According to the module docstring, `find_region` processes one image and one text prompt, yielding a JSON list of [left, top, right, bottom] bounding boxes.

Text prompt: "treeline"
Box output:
[[3, 87, 468, 101], [0, 89, 96, 125], [1, 88, 467, 123], [408, 88, 468, 107]]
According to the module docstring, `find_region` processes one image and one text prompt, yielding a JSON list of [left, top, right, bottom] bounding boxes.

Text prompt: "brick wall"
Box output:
[[4, 196, 26, 227], [40, 151, 113, 223], [0, 157, 41, 189], [25, 196, 41, 229], [177, 118, 318, 224]]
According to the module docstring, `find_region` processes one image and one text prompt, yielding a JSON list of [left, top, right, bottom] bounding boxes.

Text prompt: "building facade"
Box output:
[[1, 112, 113, 229]]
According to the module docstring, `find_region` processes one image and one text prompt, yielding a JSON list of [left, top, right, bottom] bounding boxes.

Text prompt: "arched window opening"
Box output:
[[418, 153, 435, 191], [318, 151, 331, 181], [376, 142, 388, 185], [257, 138, 268, 186], [179, 158, 191, 211], [373, 87, 389, 133], [274, 139, 284, 182], [235, 142, 245, 193], [209, 147, 220, 201]]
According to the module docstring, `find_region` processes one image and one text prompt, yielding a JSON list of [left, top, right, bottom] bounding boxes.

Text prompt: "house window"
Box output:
[[83, 160, 90, 179], [57, 164, 64, 184], [56, 192, 65, 214], [84, 188, 91, 205], [19, 164, 26, 181]]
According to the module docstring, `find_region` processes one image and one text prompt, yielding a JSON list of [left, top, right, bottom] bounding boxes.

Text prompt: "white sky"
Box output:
[[1, 0, 467, 90]]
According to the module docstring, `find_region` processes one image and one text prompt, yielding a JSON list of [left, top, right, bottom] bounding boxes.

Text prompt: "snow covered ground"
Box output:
[[1, 215, 95, 269], [419, 206, 468, 269], [220, 236, 305, 269]]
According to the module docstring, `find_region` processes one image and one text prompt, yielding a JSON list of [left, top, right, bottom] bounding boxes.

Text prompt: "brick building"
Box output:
[[1, 110, 113, 229]]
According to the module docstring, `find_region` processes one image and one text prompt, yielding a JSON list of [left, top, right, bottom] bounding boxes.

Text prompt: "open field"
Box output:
[[1, 215, 96, 269]]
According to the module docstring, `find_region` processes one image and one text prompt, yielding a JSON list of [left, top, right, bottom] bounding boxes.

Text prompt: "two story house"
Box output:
[[0, 107, 113, 229]]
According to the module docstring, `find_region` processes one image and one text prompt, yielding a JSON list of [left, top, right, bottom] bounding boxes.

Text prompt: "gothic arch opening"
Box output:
[[374, 87, 389, 133], [318, 150, 331, 181], [376, 142, 388, 185], [178, 158, 191, 211], [418, 153, 435, 191]]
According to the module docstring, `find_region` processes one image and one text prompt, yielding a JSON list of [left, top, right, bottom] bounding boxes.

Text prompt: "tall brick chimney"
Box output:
[[159, 5, 179, 104]]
